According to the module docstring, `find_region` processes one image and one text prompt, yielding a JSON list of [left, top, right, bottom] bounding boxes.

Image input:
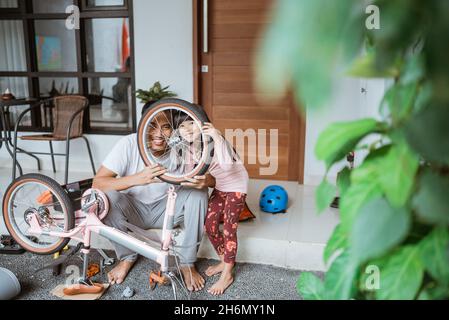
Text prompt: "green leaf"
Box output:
[[400, 54, 425, 85], [358, 257, 387, 294], [346, 51, 399, 78], [368, 1, 423, 71], [324, 224, 348, 264], [413, 170, 449, 226], [337, 167, 351, 197], [351, 198, 411, 264], [418, 283, 449, 300], [315, 119, 380, 169], [340, 181, 383, 233], [375, 246, 424, 300], [339, 148, 389, 232], [378, 139, 419, 207], [419, 227, 449, 284], [405, 104, 449, 165], [316, 179, 337, 214], [381, 82, 420, 123], [296, 272, 325, 300], [413, 82, 432, 114], [324, 250, 359, 300]]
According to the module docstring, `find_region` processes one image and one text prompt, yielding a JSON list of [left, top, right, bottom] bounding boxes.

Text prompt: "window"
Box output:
[[0, 0, 19, 9], [0, 0, 135, 134], [85, 0, 126, 9]]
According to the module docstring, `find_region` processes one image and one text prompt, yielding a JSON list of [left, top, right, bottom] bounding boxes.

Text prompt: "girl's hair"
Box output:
[[174, 111, 241, 163], [173, 112, 193, 128]]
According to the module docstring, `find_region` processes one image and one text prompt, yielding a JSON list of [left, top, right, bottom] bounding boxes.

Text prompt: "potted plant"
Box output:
[[258, 0, 449, 301], [136, 81, 177, 108]]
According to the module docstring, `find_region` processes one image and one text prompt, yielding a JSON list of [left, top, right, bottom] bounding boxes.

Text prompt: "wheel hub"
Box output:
[[168, 135, 182, 148], [24, 208, 38, 226]]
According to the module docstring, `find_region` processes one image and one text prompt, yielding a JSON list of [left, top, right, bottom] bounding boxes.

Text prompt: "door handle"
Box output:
[[203, 0, 209, 53]]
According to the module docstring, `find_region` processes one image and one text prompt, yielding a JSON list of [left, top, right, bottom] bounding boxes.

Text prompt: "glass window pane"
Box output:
[[34, 20, 77, 71], [87, 77, 132, 131], [85, 18, 131, 72], [32, 0, 73, 13], [0, 0, 18, 8], [0, 77, 31, 126], [0, 77, 29, 99], [39, 78, 79, 98], [87, 0, 124, 7], [0, 20, 27, 71]]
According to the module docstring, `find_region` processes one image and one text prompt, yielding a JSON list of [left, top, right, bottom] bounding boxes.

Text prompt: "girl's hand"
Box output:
[[181, 174, 216, 189], [202, 123, 221, 140]]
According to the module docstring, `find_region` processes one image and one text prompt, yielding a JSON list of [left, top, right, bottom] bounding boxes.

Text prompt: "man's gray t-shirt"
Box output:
[[102, 134, 171, 205]]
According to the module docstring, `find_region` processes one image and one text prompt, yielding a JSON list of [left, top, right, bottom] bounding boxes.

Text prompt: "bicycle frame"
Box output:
[[26, 187, 178, 273]]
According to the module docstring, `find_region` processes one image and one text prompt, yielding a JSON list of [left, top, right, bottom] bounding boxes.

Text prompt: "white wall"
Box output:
[[303, 77, 387, 185], [133, 0, 194, 118], [0, 0, 385, 186]]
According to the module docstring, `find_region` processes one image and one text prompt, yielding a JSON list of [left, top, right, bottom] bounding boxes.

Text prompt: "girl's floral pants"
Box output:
[[205, 189, 246, 264]]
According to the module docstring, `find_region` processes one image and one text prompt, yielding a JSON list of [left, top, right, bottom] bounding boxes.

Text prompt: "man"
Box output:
[[93, 106, 215, 292]]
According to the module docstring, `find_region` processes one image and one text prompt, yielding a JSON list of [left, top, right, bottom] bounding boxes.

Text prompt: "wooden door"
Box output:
[[194, 0, 306, 182]]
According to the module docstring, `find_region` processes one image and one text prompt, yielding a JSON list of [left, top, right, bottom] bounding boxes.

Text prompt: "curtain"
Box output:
[[0, 19, 28, 98], [0, 0, 18, 8]]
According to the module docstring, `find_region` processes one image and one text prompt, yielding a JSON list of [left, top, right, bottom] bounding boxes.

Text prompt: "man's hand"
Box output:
[[181, 174, 216, 190], [132, 164, 167, 186]]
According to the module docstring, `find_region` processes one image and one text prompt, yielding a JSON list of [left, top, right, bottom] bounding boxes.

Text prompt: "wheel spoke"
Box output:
[[154, 113, 170, 142], [11, 199, 34, 208], [18, 219, 27, 229], [170, 109, 175, 130], [162, 110, 174, 130]]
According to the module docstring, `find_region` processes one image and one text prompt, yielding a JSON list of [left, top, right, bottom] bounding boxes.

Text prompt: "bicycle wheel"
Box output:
[[2, 174, 75, 255], [137, 99, 214, 184]]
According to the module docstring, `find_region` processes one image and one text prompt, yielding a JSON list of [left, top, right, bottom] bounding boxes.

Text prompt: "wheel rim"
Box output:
[[5, 180, 69, 251], [140, 105, 211, 181]]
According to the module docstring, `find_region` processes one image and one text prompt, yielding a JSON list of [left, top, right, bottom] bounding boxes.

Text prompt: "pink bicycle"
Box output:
[[2, 99, 214, 299]]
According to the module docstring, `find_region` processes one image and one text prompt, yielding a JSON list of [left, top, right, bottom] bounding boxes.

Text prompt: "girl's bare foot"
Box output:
[[208, 272, 234, 296], [205, 261, 226, 277], [108, 260, 135, 285], [208, 262, 235, 296]]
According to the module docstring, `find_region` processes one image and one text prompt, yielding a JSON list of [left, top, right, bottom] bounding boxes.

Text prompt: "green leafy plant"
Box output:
[[136, 81, 177, 104], [257, 0, 449, 300]]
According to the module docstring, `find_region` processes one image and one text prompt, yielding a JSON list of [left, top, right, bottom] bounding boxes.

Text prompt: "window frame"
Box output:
[[0, 0, 136, 135]]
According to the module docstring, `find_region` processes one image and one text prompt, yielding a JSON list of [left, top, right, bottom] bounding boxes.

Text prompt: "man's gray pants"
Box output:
[[103, 187, 208, 266]]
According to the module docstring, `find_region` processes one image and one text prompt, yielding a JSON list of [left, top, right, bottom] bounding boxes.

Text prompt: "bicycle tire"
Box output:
[[137, 98, 214, 185], [2, 174, 75, 255]]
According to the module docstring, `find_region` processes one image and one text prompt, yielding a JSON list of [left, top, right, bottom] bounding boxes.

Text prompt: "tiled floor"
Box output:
[[0, 168, 339, 271]]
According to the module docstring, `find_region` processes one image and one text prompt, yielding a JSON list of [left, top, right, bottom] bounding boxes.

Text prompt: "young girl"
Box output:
[[176, 116, 249, 295], [201, 122, 249, 296]]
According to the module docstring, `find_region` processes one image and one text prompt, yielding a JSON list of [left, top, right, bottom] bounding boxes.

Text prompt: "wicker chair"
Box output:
[[12, 95, 96, 184]]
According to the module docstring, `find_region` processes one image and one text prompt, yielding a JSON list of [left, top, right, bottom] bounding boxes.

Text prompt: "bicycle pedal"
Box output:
[[0, 235, 26, 255], [149, 271, 169, 290], [87, 263, 101, 278]]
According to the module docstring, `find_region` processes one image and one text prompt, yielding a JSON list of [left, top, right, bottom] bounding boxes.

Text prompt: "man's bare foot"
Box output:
[[205, 261, 226, 277], [180, 266, 205, 292], [108, 260, 135, 285], [208, 272, 234, 296]]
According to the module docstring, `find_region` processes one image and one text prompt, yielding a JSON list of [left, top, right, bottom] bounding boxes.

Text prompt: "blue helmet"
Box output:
[[259, 185, 288, 214]]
